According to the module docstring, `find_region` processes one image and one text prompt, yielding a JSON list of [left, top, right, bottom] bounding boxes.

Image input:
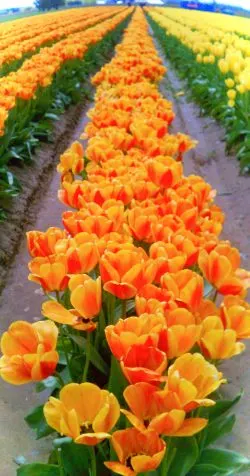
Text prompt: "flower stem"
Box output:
[[61, 327, 73, 381], [122, 299, 127, 319], [57, 448, 64, 476], [82, 332, 91, 382], [213, 289, 218, 303], [55, 371, 65, 388], [89, 446, 97, 476]]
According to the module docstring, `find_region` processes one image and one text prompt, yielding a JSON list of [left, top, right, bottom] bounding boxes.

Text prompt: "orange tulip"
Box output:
[[161, 269, 204, 312], [57, 141, 84, 177], [44, 383, 120, 445], [65, 242, 99, 274], [198, 246, 243, 295], [42, 275, 101, 331], [158, 324, 201, 359], [121, 343, 167, 384], [200, 316, 245, 360], [62, 200, 124, 237], [149, 242, 186, 282], [28, 255, 69, 292], [122, 382, 207, 437], [146, 156, 182, 188], [165, 353, 225, 412], [100, 248, 156, 299], [0, 320, 58, 385], [105, 313, 166, 360], [221, 295, 250, 339], [27, 227, 67, 258], [105, 428, 166, 476]]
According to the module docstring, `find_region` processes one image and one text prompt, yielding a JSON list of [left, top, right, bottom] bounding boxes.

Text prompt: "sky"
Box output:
[[0, 0, 249, 9]]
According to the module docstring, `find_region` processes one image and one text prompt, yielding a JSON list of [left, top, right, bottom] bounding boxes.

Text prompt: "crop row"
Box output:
[[2, 7, 250, 476], [0, 7, 131, 222], [147, 8, 250, 170]]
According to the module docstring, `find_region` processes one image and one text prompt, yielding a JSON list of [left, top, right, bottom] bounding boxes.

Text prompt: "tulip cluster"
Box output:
[[0, 7, 130, 136], [0, 7, 121, 71], [1, 7, 250, 476], [150, 7, 250, 105]]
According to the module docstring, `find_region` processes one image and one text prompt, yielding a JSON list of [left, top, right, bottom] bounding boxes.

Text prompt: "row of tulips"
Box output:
[[0, 7, 131, 222], [0, 7, 123, 74], [147, 8, 250, 170], [1, 7, 250, 476]]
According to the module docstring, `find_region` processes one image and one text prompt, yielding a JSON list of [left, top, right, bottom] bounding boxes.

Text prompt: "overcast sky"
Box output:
[[0, 0, 250, 9]]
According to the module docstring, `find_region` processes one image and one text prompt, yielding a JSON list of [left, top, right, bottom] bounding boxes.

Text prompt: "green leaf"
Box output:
[[108, 355, 127, 403], [61, 441, 89, 475], [204, 414, 236, 447], [207, 392, 242, 420], [71, 335, 109, 375], [17, 463, 60, 476], [167, 437, 199, 476], [25, 404, 55, 440], [192, 448, 250, 475]]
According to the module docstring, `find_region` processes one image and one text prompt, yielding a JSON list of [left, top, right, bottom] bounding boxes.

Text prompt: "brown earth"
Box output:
[[0, 34, 250, 475]]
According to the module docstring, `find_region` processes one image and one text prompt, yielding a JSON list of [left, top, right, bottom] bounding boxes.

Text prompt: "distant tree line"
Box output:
[[34, 0, 66, 10]]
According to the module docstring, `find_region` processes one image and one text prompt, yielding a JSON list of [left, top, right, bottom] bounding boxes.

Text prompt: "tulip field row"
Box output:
[[147, 7, 250, 170], [0, 6, 130, 222], [1, 7, 250, 476]]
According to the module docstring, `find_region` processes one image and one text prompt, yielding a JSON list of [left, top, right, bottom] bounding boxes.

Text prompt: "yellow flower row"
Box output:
[[149, 7, 250, 105], [0, 7, 131, 136], [0, 7, 123, 69]]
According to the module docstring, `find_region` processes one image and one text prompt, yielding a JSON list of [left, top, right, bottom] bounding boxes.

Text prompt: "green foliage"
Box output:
[[25, 404, 55, 440], [0, 15, 131, 220], [17, 464, 60, 475], [148, 15, 250, 171]]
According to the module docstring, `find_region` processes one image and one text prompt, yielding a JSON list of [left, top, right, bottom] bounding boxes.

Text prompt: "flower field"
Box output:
[[0, 6, 250, 476], [0, 6, 130, 222], [147, 7, 250, 170]]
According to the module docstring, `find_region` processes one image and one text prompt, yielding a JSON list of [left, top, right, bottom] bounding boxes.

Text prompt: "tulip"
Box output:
[[0, 320, 58, 385], [42, 275, 101, 331], [198, 245, 243, 295], [121, 344, 167, 384], [27, 227, 67, 258], [105, 313, 166, 360], [105, 428, 166, 475], [100, 248, 156, 299], [57, 141, 84, 177], [221, 296, 250, 339], [166, 353, 226, 411], [161, 269, 204, 312], [123, 382, 207, 437], [44, 383, 120, 445], [200, 316, 245, 360], [28, 255, 69, 292]]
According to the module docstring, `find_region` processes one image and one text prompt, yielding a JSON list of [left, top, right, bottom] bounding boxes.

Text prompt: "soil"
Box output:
[[0, 97, 91, 291], [0, 32, 250, 475]]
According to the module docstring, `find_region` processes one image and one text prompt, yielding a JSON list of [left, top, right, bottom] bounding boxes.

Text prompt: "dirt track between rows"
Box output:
[[0, 28, 249, 474]]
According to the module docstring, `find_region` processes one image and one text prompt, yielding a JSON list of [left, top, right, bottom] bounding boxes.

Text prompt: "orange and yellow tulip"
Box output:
[[42, 275, 101, 331], [198, 245, 243, 295], [121, 343, 167, 384], [105, 428, 166, 476], [122, 382, 207, 437], [221, 295, 250, 339], [105, 313, 165, 360], [27, 227, 67, 258], [28, 255, 69, 292], [44, 382, 120, 445], [0, 320, 58, 385], [200, 316, 245, 360], [100, 248, 156, 299]]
